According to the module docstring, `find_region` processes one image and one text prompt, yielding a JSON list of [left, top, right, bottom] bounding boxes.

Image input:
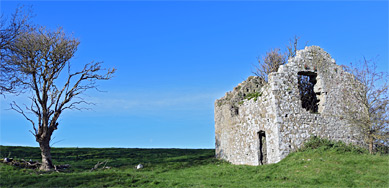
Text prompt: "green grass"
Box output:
[[1, 139, 388, 187]]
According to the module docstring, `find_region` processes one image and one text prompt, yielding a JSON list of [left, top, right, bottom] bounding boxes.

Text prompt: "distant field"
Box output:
[[1, 142, 388, 187]]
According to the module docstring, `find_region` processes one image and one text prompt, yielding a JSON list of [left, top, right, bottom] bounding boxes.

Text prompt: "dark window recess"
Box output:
[[230, 106, 239, 116], [298, 71, 319, 113], [234, 108, 239, 115]]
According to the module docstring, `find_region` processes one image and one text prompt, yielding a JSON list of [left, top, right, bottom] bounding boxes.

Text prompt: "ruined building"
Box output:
[[214, 46, 366, 165]]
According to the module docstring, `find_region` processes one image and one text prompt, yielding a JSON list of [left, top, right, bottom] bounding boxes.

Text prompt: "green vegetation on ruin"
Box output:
[[239, 92, 263, 104], [1, 138, 388, 187], [244, 91, 262, 102]]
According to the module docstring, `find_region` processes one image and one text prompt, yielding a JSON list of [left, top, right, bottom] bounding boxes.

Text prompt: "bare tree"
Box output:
[[287, 36, 301, 59], [343, 57, 388, 154], [253, 48, 286, 85], [253, 36, 304, 85], [1, 6, 34, 94], [5, 25, 116, 171]]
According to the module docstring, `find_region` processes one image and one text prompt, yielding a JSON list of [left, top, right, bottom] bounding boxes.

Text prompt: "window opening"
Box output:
[[298, 71, 319, 113]]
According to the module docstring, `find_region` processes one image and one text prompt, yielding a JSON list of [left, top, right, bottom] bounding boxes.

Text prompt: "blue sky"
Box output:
[[1, 1, 388, 148]]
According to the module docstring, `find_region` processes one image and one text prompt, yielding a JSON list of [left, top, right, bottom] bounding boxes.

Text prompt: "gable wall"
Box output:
[[270, 46, 365, 160]]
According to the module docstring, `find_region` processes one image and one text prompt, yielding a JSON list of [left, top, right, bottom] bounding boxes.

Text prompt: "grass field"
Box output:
[[1, 138, 388, 187]]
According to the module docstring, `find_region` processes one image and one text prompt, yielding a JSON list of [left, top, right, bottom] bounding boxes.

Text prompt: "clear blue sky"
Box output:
[[1, 1, 388, 148]]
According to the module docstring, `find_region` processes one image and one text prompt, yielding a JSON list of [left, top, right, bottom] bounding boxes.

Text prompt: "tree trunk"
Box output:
[[39, 141, 54, 171], [368, 136, 374, 154]]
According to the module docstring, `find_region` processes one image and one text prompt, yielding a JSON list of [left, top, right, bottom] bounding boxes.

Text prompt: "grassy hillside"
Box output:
[[1, 139, 388, 187]]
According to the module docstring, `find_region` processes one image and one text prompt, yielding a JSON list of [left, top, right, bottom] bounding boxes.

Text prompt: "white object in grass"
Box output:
[[136, 164, 143, 169]]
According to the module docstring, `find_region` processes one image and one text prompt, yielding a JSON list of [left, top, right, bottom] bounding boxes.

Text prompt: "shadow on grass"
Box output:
[[0, 146, 216, 171]]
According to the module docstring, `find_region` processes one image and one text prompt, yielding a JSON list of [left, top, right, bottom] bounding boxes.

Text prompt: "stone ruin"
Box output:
[[214, 46, 366, 165]]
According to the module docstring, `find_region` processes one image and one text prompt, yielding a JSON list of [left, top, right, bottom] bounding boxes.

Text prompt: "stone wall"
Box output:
[[214, 46, 366, 166], [215, 79, 278, 165]]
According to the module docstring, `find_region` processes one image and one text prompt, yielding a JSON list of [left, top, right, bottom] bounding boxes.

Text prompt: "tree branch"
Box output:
[[10, 101, 37, 135]]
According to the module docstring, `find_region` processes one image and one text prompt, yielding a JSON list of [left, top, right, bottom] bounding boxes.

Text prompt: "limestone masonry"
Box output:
[[214, 46, 366, 165]]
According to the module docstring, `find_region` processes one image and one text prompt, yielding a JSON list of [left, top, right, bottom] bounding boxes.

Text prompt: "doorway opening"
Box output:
[[258, 131, 267, 165]]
